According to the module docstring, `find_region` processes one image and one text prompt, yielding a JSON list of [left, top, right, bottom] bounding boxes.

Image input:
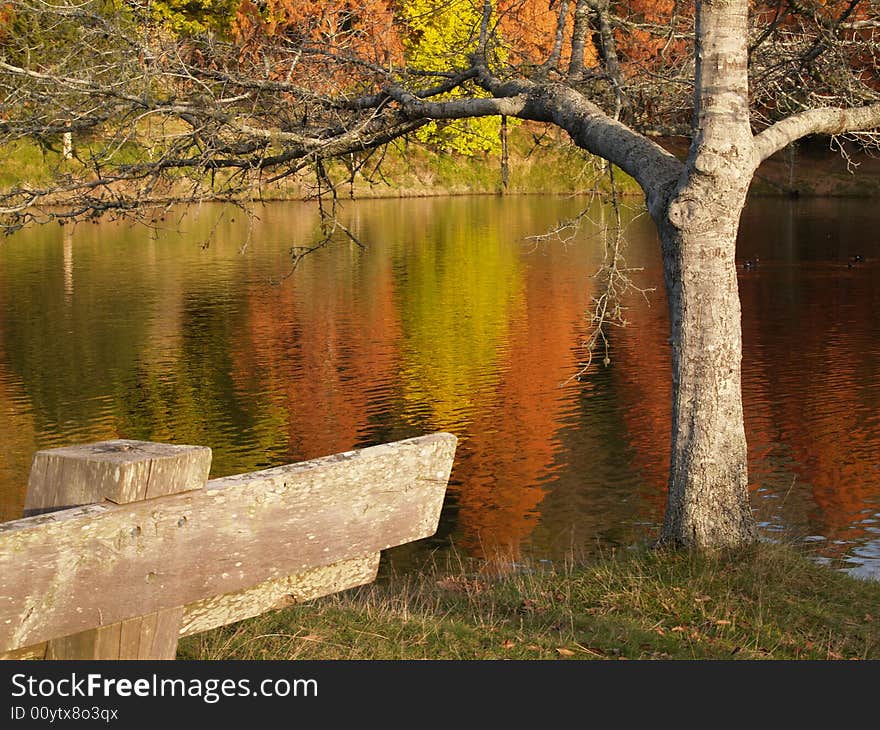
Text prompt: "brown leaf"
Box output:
[[714, 619, 731, 626], [556, 647, 575, 657], [576, 643, 607, 657], [501, 640, 517, 649], [435, 577, 487, 593], [694, 595, 712, 603], [671, 625, 687, 632]]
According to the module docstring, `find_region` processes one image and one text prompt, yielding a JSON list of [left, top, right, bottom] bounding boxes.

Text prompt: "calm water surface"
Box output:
[[1, 196, 878, 579]]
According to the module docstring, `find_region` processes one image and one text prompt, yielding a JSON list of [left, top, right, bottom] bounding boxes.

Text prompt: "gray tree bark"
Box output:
[[654, 0, 758, 548]]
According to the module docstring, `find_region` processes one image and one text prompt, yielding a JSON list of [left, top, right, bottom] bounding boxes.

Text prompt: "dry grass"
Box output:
[[179, 541, 880, 661]]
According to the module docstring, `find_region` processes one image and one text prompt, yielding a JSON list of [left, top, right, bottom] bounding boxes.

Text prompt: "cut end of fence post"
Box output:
[[25, 439, 212, 516]]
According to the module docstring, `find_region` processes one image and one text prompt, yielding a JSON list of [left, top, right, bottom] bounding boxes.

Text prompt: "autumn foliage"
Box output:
[[233, 0, 403, 66]]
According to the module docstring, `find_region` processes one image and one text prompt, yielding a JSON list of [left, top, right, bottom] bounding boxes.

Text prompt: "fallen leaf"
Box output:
[[671, 626, 687, 632], [694, 595, 711, 603], [576, 643, 607, 657], [715, 619, 732, 626], [501, 640, 517, 649], [556, 647, 575, 657]]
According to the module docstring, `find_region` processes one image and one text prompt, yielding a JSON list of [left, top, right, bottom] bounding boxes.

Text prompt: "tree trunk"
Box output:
[[656, 194, 755, 548], [655, 0, 758, 549]]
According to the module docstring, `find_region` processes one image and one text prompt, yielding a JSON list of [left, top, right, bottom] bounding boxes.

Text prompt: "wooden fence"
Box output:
[[0, 433, 457, 660]]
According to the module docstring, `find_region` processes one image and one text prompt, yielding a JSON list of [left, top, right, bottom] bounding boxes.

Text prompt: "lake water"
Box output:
[[1, 195, 878, 580]]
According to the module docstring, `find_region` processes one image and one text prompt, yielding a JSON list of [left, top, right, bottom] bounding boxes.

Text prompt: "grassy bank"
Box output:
[[178, 541, 879, 661]]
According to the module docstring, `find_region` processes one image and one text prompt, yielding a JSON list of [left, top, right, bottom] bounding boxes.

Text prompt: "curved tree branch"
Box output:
[[477, 73, 681, 215], [754, 102, 880, 162]]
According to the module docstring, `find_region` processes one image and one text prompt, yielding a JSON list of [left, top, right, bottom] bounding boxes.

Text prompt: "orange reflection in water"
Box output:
[[451, 249, 597, 560], [740, 265, 880, 549], [611, 258, 880, 549], [232, 244, 402, 462]]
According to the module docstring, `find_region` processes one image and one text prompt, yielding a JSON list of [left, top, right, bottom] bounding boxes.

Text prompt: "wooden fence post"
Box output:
[[24, 439, 211, 659], [2, 433, 456, 660]]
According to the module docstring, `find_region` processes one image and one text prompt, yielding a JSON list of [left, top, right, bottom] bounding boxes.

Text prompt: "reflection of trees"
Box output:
[[231, 225, 404, 465], [394, 203, 522, 433], [0, 358, 37, 521], [607, 269, 671, 522], [0, 223, 144, 441], [390, 197, 607, 559], [456, 237, 596, 559], [739, 264, 880, 552], [609, 218, 880, 559]]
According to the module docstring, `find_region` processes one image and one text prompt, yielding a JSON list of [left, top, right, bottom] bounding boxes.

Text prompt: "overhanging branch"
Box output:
[[754, 103, 880, 162]]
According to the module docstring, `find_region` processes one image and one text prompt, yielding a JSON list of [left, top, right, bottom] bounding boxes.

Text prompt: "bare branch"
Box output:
[[754, 102, 880, 162]]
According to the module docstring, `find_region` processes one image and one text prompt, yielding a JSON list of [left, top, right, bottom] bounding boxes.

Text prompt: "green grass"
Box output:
[[0, 140, 65, 189], [178, 541, 880, 661]]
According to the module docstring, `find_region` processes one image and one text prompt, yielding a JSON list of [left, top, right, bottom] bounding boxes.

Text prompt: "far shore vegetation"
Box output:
[[179, 540, 880, 661], [4, 124, 879, 206]]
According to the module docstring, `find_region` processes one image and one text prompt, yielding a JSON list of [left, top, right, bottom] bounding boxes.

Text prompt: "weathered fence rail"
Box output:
[[0, 433, 456, 660]]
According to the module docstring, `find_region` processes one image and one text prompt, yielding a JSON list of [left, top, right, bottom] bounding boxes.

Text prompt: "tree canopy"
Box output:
[[0, 0, 876, 230]]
